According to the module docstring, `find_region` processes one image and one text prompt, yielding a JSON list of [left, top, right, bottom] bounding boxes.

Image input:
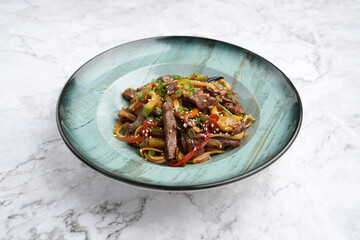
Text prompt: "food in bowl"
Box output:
[[113, 73, 254, 167]]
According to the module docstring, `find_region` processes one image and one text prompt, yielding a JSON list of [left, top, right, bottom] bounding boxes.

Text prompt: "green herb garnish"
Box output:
[[219, 103, 233, 115], [175, 89, 183, 95], [213, 82, 222, 87], [188, 129, 196, 139], [231, 96, 237, 103], [148, 150, 155, 156], [135, 91, 145, 99], [155, 107, 162, 116], [216, 96, 222, 102], [249, 114, 256, 122], [172, 74, 181, 80]]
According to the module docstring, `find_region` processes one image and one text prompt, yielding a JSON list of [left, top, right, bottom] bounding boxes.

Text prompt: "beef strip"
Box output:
[[166, 82, 177, 95], [136, 86, 144, 92], [224, 101, 245, 115], [223, 91, 245, 115], [205, 88, 246, 115], [208, 137, 242, 147], [231, 121, 246, 136], [181, 129, 205, 158], [188, 91, 220, 111], [204, 88, 227, 97], [122, 88, 136, 101], [157, 75, 172, 84], [162, 101, 178, 161], [126, 105, 146, 135]]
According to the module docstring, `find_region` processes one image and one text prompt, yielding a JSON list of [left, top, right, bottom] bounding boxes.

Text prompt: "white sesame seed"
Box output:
[[194, 147, 196, 151], [130, 95, 134, 97], [203, 100, 207, 102], [211, 124, 214, 127], [183, 123, 187, 127], [170, 129, 172, 133], [220, 145, 222, 148], [142, 130, 145, 133]]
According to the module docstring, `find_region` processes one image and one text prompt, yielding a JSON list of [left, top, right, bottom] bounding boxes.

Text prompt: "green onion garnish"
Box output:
[[155, 107, 162, 116], [218, 103, 233, 115], [175, 89, 183, 95], [188, 128, 196, 139]]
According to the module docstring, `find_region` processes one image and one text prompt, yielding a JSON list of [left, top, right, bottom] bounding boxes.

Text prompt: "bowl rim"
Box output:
[[56, 35, 303, 191]]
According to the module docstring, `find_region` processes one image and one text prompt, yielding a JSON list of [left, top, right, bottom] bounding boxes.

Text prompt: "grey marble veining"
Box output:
[[0, 0, 359, 239]]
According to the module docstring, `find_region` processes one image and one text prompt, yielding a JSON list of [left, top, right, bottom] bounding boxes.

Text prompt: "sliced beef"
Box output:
[[231, 121, 246, 135], [208, 137, 242, 147], [181, 129, 205, 157], [204, 88, 227, 97], [126, 105, 146, 135], [137, 86, 145, 91], [223, 91, 245, 115], [122, 88, 136, 101], [162, 101, 178, 161], [224, 101, 245, 115], [166, 83, 177, 95], [158, 75, 172, 84], [188, 91, 220, 111]]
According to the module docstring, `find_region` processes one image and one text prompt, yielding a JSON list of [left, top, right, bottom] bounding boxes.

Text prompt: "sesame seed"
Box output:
[[220, 145, 222, 148], [170, 129, 172, 133], [211, 124, 214, 127], [183, 123, 187, 127], [142, 130, 145, 133], [130, 95, 134, 97], [203, 100, 207, 102], [194, 147, 197, 151]]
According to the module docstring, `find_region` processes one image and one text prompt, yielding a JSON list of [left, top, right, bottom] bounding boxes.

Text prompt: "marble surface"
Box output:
[[1, 0, 359, 239]]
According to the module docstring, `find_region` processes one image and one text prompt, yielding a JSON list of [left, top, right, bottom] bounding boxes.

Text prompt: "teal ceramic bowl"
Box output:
[[57, 36, 302, 191]]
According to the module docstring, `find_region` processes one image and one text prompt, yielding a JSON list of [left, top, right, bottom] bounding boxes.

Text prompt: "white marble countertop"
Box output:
[[1, 0, 359, 239]]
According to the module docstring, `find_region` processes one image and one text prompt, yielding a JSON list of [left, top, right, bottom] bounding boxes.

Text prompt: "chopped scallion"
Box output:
[[219, 103, 233, 115]]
